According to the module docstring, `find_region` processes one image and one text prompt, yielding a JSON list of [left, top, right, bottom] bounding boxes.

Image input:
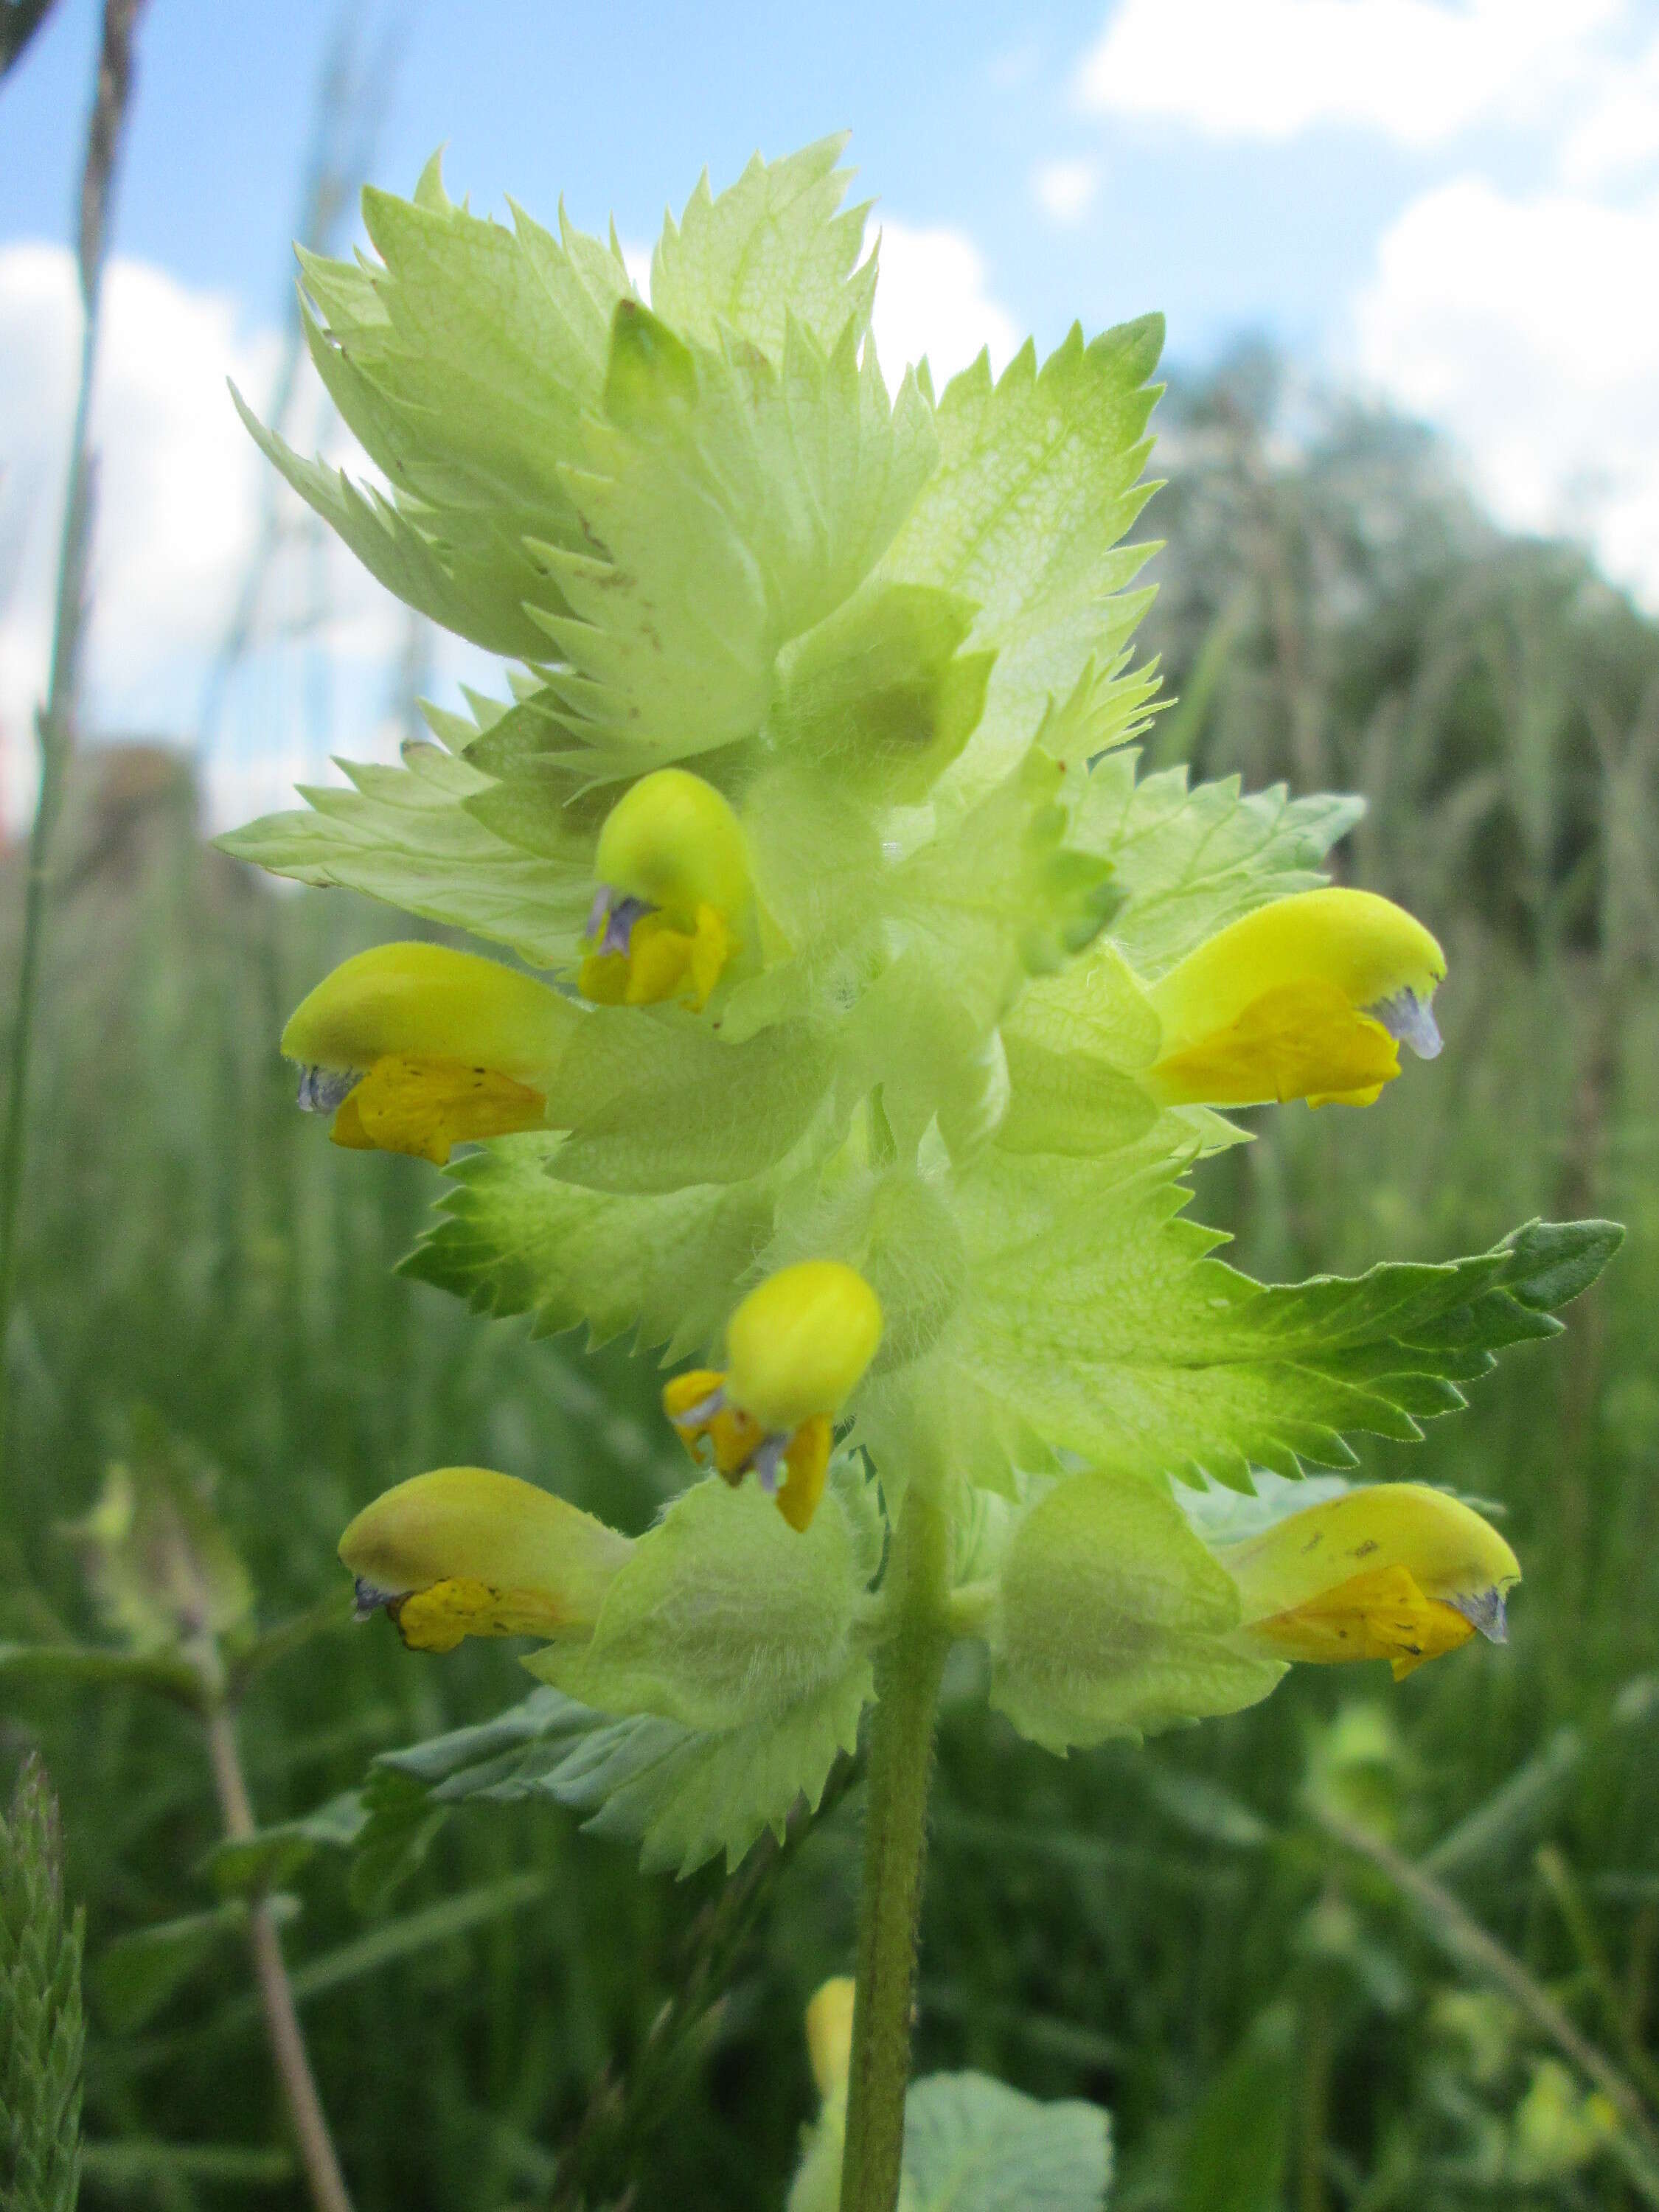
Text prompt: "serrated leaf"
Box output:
[[546, 1660, 871, 1875], [218, 741, 593, 965], [251, 164, 633, 655], [879, 320, 1164, 793], [401, 1133, 780, 1357], [902, 2072, 1112, 2212], [990, 1472, 1284, 1750], [532, 1472, 880, 1731], [1079, 751, 1366, 981], [651, 135, 875, 358], [529, 310, 937, 776], [942, 1161, 1620, 1491], [370, 1663, 871, 1879]]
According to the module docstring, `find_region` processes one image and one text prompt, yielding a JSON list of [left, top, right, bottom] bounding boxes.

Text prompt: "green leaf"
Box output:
[[1077, 751, 1366, 981], [947, 1162, 1621, 1489], [527, 309, 936, 779], [650, 135, 876, 358], [530, 1470, 882, 1731], [217, 740, 594, 966], [369, 1672, 871, 1879], [989, 1472, 1284, 1750], [228, 385, 553, 661], [1, 1760, 84, 2212], [1172, 2008, 1295, 2212], [244, 158, 633, 657], [878, 320, 1164, 793], [0, 1643, 203, 1705], [95, 1898, 298, 2033], [202, 1792, 368, 1901], [901, 2071, 1112, 2212], [401, 1133, 781, 1358]]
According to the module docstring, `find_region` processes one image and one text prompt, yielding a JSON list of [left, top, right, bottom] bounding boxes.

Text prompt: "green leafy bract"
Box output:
[[947, 1178, 1621, 1490], [878, 320, 1166, 796], [650, 135, 876, 358]]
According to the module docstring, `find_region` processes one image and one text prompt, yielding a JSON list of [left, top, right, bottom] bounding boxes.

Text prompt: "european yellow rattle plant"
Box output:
[[223, 139, 1620, 2212]]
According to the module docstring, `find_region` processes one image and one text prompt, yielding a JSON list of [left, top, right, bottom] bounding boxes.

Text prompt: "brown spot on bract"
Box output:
[[1354, 1539, 1380, 1557]]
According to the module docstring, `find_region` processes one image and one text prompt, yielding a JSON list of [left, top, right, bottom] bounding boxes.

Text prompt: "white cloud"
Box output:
[[1349, 175, 1659, 598], [1077, 0, 1620, 147], [0, 244, 408, 830], [869, 220, 1021, 389], [1034, 158, 1100, 224], [1557, 27, 1659, 186]]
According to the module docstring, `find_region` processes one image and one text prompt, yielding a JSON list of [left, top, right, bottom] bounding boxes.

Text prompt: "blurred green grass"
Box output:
[[3, 361, 1657, 2211]]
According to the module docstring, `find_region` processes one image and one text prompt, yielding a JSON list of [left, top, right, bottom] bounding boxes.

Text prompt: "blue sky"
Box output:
[[3, 0, 1461, 365], [3, 1, 1658, 824]]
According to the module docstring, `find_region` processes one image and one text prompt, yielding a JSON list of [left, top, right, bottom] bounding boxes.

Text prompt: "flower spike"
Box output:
[[580, 768, 750, 1010], [664, 1262, 883, 1531], [1216, 1483, 1519, 1680], [1144, 886, 1447, 1109], [338, 1467, 632, 1653], [282, 942, 572, 1164]]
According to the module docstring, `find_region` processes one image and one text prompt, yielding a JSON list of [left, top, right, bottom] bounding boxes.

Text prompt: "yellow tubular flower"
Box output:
[[282, 942, 573, 1164], [664, 1262, 883, 1532], [1217, 1483, 1519, 1681], [579, 768, 750, 1011], [338, 1467, 633, 1655], [1144, 887, 1447, 1109], [805, 1978, 857, 2101]]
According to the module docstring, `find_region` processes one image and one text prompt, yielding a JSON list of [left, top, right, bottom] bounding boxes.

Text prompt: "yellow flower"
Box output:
[[1145, 887, 1446, 1108], [283, 942, 572, 1164], [338, 1466, 632, 1654], [804, 1977, 857, 2101], [787, 1978, 859, 2212], [1217, 1482, 1519, 1680], [664, 1262, 883, 1532], [579, 768, 750, 1011]]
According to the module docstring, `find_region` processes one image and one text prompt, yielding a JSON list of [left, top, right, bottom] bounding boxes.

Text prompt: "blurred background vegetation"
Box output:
[[4, 15, 1659, 2212]]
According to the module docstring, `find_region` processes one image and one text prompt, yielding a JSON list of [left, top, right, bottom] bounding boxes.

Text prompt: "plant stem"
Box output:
[[0, 0, 146, 1510], [1315, 1804, 1659, 2191], [839, 1484, 951, 2212], [204, 1702, 354, 2212]]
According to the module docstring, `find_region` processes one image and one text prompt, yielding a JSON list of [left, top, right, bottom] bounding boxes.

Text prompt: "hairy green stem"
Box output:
[[839, 1485, 951, 2212], [205, 1703, 354, 2212]]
